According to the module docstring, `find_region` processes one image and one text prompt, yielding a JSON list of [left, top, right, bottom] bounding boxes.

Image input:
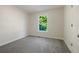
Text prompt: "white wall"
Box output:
[[64, 5, 79, 52], [0, 6, 29, 46], [29, 7, 64, 40]]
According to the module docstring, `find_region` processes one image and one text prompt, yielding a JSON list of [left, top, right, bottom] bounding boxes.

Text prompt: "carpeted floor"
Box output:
[[0, 36, 70, 53]]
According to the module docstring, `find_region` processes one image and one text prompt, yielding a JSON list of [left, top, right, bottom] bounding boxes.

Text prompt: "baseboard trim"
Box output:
[[29, 35, 64, 40], [0, 35, 29, 47], [64, 40, 72, 53], [0, 35, 63, 47]]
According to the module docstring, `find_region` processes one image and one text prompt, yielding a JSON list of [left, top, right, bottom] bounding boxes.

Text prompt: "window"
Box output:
[[38, 16, 48, 32]]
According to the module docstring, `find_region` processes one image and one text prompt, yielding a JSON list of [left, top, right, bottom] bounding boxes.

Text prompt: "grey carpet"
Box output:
[[0, 36, 70, 53]]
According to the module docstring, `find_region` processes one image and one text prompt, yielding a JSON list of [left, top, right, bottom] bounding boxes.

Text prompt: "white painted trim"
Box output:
[[29, 35, 64, 40], [64, 40, 72, 53], [0, 35, 28, 46], [0, 34, 63, 47]]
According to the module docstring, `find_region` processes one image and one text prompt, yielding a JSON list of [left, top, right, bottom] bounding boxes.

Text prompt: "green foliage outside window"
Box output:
[[39, 16, 48, 31]]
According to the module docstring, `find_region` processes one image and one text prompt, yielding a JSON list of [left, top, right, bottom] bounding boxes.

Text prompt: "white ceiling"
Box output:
[[15, 5, 64, 13]]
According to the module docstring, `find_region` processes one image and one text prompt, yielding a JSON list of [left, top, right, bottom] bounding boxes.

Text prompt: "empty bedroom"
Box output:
[[0, 5, 79, 53]]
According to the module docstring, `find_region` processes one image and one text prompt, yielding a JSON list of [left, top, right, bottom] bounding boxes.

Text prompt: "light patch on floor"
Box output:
[[0, 36, 70, 53]]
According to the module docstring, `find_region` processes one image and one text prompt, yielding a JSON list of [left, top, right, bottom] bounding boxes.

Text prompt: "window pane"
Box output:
[[39, 16, 48, 31]]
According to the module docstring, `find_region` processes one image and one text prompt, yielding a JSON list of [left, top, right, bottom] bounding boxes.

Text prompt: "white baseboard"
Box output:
[[0, 35, 28, 46], [64, 40, 72, 53], [29, 35, 64, 40], [0, 35, 63, 47]]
